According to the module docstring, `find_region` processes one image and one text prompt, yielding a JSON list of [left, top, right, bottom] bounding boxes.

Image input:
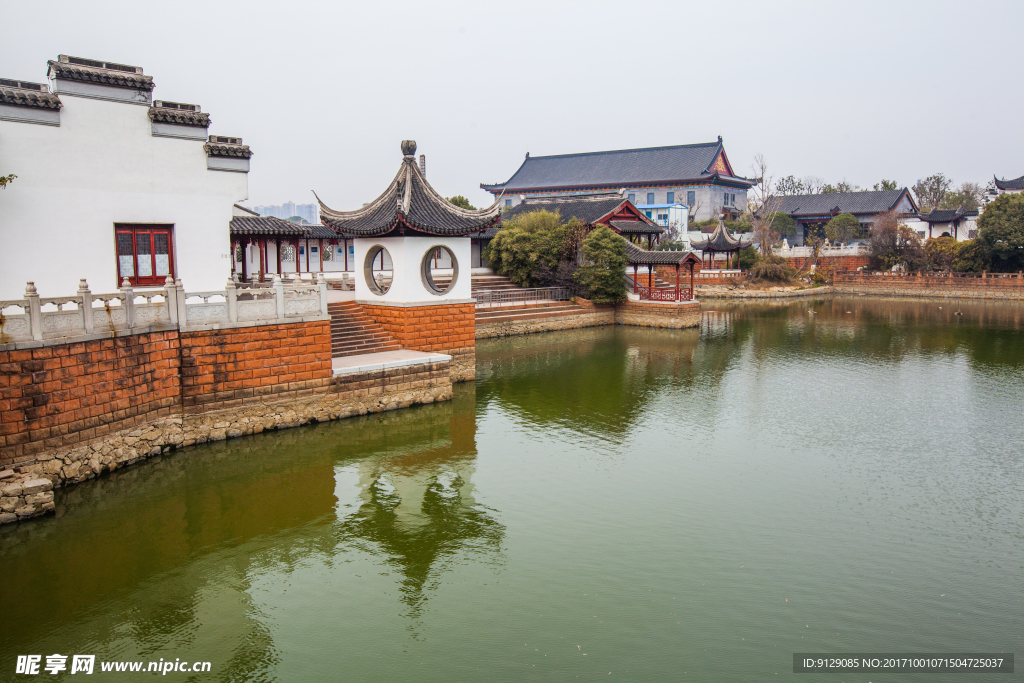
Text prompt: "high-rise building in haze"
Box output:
[[250, 202, 318, 224]]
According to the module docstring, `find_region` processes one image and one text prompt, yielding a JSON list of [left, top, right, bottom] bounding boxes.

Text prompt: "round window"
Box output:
[[363, 245, 393, 295], [421, 245, 458, 295]]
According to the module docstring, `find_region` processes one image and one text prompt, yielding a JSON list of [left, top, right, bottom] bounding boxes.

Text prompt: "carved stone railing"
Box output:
[[0, 275, 330, 345], [776, 242, 870, 258]]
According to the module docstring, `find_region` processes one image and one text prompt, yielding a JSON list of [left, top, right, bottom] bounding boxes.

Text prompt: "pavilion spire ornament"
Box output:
[[401, 140, 417, 157]]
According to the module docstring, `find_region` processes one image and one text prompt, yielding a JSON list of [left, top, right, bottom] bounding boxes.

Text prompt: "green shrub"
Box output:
[[575, 226, 627, 303], [738, 246, 760, 270], [749, 261, 794, 282], [824, 213, 861, 243], [952, 239, 992, 273], [924, 236, 959, 271]]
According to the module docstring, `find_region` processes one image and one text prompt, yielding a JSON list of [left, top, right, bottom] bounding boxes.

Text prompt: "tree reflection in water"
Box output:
[[333, 385, 504, 617]]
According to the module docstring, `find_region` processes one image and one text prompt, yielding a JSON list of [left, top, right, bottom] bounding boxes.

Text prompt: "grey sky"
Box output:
[[5, 0, 1022, 211]]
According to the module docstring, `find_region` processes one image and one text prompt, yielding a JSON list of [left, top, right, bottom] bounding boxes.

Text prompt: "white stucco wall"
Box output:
[[353, 236, 471, 305], [0, 94, 247, 299]]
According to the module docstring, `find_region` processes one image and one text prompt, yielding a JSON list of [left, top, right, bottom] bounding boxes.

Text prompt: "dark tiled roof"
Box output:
[[921, 208, 964, 223], [481, 140, 753, 192], [0, 87, 62, 110], [773, 189, 912, 217], [689, 219, 751, 251], [149, 107, 210, 127], [623, 240, 701, 266], [610, 220, 664, 235], [47, 60, 154, 91], [205, 141, 253, 159], [501, 193, 632, 225], [318, 143, 501, 237], [994, 174, 1024, 191], [230, 216, 336, 237]]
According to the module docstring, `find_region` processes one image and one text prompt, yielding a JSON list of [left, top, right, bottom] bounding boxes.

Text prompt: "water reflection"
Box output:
[[333, 387, 504, 616], [0, 384, 502, 677]]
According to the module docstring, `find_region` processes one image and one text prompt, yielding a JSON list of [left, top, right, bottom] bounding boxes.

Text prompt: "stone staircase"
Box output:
[[475, 300, 589, 325], [327, 302, 402, 358]]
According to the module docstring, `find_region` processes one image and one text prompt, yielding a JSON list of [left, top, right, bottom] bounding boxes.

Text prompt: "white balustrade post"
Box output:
[[225, 278, 238, 322], [174, 279, 187, 329], [273, 275, 285, 320], [25, 282, 43, 341], [164, 276, 178, 326], [316, 273, 329, 317], [120, 278, 135, 329], [78, 279, 94, 334]]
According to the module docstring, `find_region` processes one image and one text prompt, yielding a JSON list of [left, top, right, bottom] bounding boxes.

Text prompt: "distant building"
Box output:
[[984, 174, 1024, 205], [0, 54, 251, 297], [251, 202, 318, 224], [481, 138, 753, 222], [772, 189, 918, 245]]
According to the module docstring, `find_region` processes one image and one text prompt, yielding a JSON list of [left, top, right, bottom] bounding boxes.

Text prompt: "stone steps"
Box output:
[[327, 302, 402, 357], [476, 302, 588, 324]]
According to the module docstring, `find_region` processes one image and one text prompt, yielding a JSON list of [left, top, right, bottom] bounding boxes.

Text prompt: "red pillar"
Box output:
[[689, 262, 694, 297], [258, 238, 266, 282], [633, 264, 637, 294], [675, 263, 680, 301], [276, 238, 281, 276], [241, 240, 248, 281], [318, 240, 324, 272]]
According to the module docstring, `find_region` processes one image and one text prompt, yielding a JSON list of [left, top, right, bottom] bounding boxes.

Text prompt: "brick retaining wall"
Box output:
[[1, 332, 182, 464], [615, 301, 700, 328], [834, 273, 1024, 300], [359, 302, 477, 380]]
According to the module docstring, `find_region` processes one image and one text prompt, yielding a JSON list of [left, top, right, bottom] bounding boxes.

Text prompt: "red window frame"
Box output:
[[114, 224, 176, 287]]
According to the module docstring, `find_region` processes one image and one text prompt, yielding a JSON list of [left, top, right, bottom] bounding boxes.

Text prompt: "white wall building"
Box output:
[[0, 54, 251, 299]]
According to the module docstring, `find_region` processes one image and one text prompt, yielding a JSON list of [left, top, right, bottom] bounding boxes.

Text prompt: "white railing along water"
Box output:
[[0, 275, 330, 345]]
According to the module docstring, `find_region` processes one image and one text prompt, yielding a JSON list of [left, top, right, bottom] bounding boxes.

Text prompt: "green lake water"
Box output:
[[1, 297, 1022, 682]]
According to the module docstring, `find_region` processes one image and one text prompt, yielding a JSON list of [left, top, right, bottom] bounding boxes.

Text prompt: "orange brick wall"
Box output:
[[180, 321, 332, 408], [0, 332, 181, 465], [1, 320, 333, 466], [784, 255, 871, 271], [359, 303, 475, 353]]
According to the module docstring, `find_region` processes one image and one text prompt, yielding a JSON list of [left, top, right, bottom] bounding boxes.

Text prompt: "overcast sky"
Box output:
[[5, 0, 1022, 210]]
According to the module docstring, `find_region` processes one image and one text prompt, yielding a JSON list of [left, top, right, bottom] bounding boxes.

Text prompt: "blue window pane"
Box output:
[[647, 193, 655, 204], [628, 193, 635, 203], [505, 199, 511, 206], [666, 192, 674, 204], [687, 191, 695, 206]]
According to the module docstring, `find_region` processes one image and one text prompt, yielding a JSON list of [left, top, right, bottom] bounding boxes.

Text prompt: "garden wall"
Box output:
[[834, 273, 1024, 300], [359, 301, 476, 381]]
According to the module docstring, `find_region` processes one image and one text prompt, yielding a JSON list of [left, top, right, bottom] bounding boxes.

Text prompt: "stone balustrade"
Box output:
[[776, 242, 870, 258], [0, 275, 330, 347]]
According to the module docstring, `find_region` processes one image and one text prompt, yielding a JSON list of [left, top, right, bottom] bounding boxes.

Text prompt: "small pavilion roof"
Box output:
[[317, 140, 501, 237], [994, 174, 1024, 191], [921, 207, 965, 223], [610, 219, 664, 235], [623, 240, 702, 266], [689, 218, 751, 251]]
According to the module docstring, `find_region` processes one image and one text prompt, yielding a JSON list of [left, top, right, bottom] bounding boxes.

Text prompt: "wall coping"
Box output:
[[332, 349, 451, 376], [0, 315, 330, 351], [355, 298, 476, 308]]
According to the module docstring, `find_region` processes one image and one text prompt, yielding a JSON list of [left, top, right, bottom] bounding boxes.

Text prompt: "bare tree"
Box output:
[[802, 176, 825, 194], [912, 173, 952, 212], [747, 154, 781, 256]]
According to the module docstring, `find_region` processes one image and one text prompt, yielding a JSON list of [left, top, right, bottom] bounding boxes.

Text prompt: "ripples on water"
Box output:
[[1, 297, 1021, 682]]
